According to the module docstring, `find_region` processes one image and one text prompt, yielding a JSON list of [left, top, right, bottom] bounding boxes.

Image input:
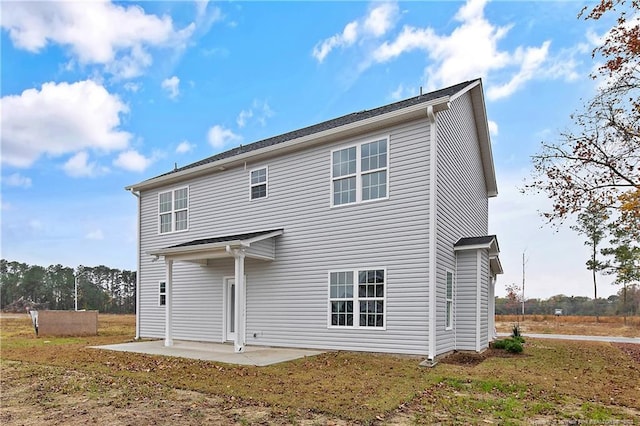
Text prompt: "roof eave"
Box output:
[[125, 96, 453, 192]]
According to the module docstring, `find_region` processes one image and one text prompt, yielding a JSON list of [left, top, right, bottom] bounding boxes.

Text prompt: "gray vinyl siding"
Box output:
[[138, 119, 433, 355], [434, 92, 489, 355], [480, 251, 490, 348], [454, 250, 477, 351]]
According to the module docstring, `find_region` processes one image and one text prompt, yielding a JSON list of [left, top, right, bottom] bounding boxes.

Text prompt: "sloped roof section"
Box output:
[[454, 235, 498, 249], [156, 80, 475, 178], [167, 229, 283, 249]]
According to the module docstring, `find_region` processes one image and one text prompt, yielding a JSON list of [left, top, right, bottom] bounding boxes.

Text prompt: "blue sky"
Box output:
[[0, 0, 619, 299]]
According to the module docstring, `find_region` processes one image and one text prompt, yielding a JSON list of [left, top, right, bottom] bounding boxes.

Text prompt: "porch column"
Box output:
[[165, 259, 173, 347], [232, 248, 246, 353], [489, 275, 496, 340]]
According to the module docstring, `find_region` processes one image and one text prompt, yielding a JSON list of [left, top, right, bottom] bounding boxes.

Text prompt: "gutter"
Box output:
[[427, 105, 438, 361], [128, 188, 141, 340]]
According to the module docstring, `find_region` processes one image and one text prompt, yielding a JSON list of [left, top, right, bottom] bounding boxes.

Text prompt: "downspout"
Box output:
[[128, 189, 141, 340], [427, 105, 437, 361]]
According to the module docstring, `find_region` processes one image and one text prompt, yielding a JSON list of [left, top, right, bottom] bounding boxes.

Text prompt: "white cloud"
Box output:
[[123, 82, 141, 93], [1, 80, 131, 168], [3, 173, 32, 188], [236, 109, 253, 128], [161, 76, 180, 99], [369, 0, 580, 100], [389, 83, 419, 101], [1, 201, 12, 211], [63, 151, 108, 178], [207, 125, 241, 149], [312, 2, 398, 62], [236, 100, 274, 128], [0, 1, 194, 79], [113, 149, 153, 172], [176, 140, 195, 154], [86, 229, 104, 240], [488, 120, 499, 137]]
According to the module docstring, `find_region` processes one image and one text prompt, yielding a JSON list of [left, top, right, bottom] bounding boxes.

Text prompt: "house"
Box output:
[[125, 79, 503, 361]]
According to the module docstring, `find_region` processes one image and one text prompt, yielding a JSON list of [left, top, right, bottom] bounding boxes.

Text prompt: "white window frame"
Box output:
[[327, 268, 387, 329], [445, 270, 454, 330], [249, 166, 268, 200], [159, 281, 166, 307], [330, 137, 389, 207], [158, 186, 189, 234]]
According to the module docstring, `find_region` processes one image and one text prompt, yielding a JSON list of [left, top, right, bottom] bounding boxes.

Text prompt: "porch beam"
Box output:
[[228, 247, 246, 353]]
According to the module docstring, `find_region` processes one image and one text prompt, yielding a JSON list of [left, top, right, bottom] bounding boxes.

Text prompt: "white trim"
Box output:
[[164, 259, 173, 347], [327, 267, 387, 330], [445, 270, 454, 330], [476, 250, 482, 352], [222, 276, 247, 343], [427, 105, 437, 360], [158, 185, 190, 235], [249, 166, 268, 200], [329, 136, 390, 208]]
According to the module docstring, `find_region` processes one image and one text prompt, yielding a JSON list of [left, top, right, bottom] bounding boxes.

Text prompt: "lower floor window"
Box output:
[[159, 281, 166, 306], [329, 269, 385, 328]]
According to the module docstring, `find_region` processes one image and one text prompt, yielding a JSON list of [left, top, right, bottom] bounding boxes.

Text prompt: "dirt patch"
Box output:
[[438, 347, 525, 366], [614, 343, 640, 363]]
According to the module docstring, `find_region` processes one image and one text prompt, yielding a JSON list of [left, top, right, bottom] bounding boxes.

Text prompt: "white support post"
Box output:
[[165, 259, 173, 347], [233, 249, 246, 353]]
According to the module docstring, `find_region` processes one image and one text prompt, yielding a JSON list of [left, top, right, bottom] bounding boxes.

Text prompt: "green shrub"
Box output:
[[505, 339, 524, 353], [492, 339, 509, 349], [511, 324, 522, 338]]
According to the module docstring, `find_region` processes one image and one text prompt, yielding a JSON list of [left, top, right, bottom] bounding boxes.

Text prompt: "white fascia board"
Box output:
[[148, 240, 244, 257], [126, 97, 452, 192], [490, 255, 504, 275], [453, 239, 499, 256]]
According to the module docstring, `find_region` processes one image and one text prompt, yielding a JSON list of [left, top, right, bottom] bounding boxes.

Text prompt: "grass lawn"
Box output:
[[1, 313, 639, 425]]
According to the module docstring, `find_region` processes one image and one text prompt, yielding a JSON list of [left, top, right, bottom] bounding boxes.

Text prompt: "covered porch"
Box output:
[[148, 229, 284, 353]]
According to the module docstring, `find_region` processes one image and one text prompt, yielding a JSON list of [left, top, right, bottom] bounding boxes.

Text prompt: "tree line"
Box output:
[[0, 259, 136, 314], [496, 285, 640, 317]]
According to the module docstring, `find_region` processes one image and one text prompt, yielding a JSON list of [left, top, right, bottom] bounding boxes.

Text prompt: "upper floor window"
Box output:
[[158, 187, 189, 234], [331, 138, 388, 206], [250, 167, 268, 200]]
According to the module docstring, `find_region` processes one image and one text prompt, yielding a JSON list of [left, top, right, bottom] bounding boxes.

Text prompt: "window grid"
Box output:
[[158, 187, 189, 234], [446, 271, 453, 330], [250, 167, 268, 200], [331, 138, 388, 206], [329, 269, 385, 328], [159, 281, 166, 306]]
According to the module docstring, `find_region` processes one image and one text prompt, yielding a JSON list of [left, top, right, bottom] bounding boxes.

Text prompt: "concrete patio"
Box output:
[[91, 340, 325, 366]]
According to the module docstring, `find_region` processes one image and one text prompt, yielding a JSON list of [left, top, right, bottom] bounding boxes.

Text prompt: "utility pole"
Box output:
[[521, 251, 526, 318]]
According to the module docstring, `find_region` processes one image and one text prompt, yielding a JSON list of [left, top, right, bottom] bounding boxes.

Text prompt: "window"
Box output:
[[329, 269, 385, 328], [159, 281, 166, 306], [250, 167, 268, 200], [331, 138, 388, 206], [446, 271, 453, 330], [158, 187, 189, 233]]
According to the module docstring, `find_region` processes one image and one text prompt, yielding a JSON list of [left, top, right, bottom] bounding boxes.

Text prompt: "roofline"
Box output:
[[126, 95, 453, 192], [148, 229, 284, 257], [454, 235, 500, 256]]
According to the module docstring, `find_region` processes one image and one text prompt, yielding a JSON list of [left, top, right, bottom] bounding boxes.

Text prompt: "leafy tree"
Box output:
[[526, 1, 639, 223], [601, 224, 640, 324], [570, 202, 609, 320]]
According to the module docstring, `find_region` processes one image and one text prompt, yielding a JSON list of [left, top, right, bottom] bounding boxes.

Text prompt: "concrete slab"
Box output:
[[90, 340, 325, 366]]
